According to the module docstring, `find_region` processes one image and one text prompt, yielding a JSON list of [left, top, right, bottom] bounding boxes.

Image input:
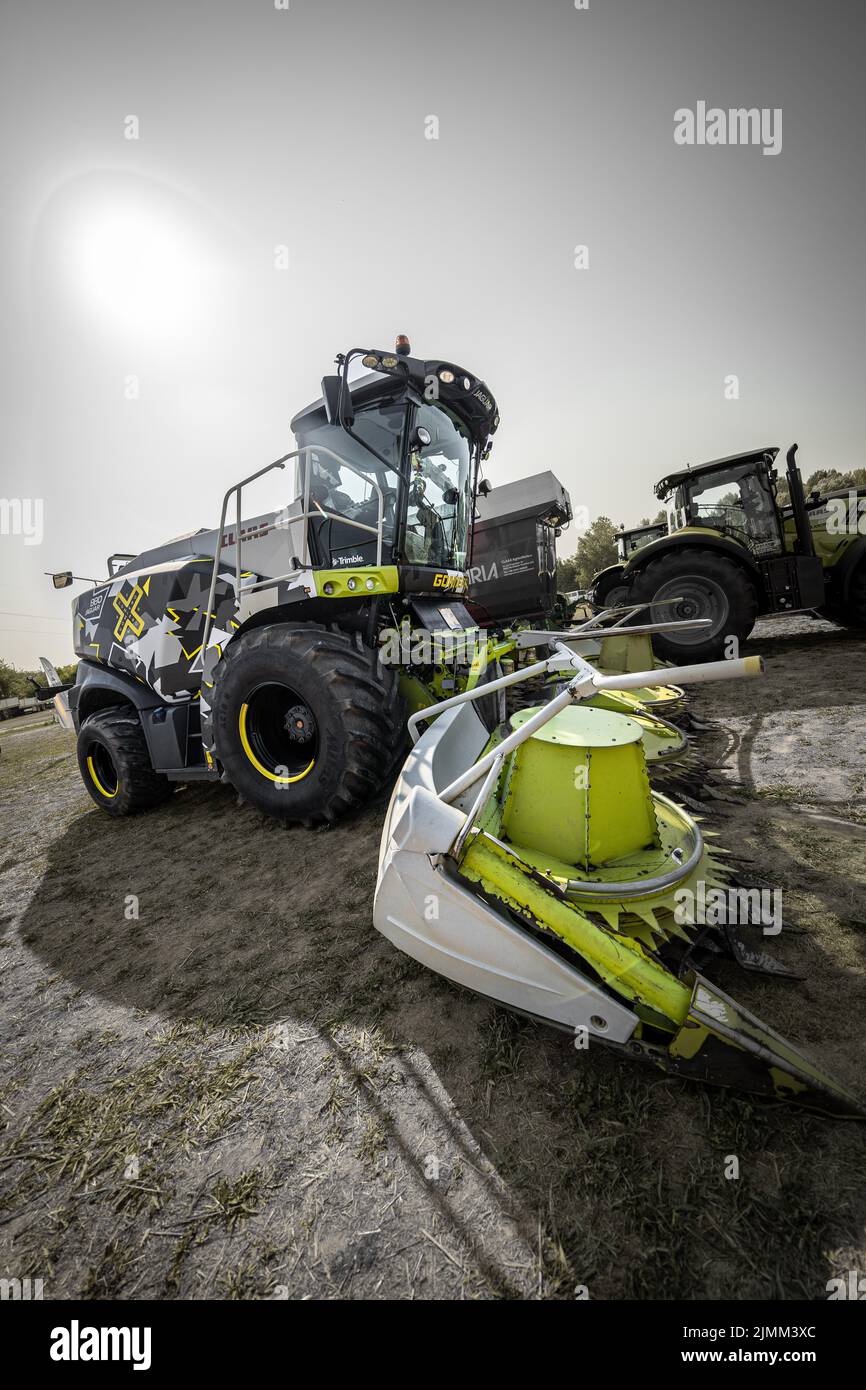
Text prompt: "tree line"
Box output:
[[0, 658, 78, 699]]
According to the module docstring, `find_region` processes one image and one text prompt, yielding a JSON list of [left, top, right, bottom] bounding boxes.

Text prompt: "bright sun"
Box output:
[[67, 194, 218, 337]]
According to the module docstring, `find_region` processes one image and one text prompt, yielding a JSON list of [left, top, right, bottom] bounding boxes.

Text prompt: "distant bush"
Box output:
[[0, 657, 78, 697]]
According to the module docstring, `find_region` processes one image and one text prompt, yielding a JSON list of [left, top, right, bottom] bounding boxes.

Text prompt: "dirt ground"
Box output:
[[1, 614, 865, 1301]]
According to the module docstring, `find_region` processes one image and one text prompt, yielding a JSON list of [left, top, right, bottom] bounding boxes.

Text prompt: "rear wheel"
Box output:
[[210, 622, 404, 822], [825, 559, 866, 630], [627, 548, 758, 661], [77, 706, 173, 815]]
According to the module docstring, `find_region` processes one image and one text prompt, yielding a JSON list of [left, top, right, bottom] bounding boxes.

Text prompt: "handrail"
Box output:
[[201, 445, 386, 656]]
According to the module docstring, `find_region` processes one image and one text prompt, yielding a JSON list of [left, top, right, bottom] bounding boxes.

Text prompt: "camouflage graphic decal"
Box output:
[[73, 558, 245, 703]]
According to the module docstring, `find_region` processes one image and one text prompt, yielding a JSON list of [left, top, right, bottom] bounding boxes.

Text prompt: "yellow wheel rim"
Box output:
[[238, 702, 315, 785], [86, 753, 118, 799]]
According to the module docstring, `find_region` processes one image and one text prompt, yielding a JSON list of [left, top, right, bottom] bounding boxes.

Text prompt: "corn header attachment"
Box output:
[[374, 634, 864, 1118]]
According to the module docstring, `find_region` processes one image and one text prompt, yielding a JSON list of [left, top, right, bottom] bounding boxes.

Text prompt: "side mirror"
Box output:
[[478, 479, 493, 496], [322, 375, 353, 428], [52, 571, 73, 589]]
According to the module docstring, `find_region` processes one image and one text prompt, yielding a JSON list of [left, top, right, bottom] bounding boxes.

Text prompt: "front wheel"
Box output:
[[592, 567, 629, 611], [210, 623, 404, 823], [77, 706, 173, 815], [627, 548, 758, 661]]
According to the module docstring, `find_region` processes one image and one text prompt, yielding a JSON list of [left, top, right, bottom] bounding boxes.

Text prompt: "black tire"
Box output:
[[627, 547, 758, 661], [825, 560, 866, 630], [210, 622, 404, 823], [592, 567, 628, 610], [77, 705, 173, 816]]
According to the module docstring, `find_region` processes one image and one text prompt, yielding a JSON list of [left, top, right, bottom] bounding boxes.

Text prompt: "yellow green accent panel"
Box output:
[[313, 566, 400, 599]]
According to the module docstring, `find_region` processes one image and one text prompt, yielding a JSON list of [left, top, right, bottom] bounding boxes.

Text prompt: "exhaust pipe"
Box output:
[[785, 442, 816, 558]]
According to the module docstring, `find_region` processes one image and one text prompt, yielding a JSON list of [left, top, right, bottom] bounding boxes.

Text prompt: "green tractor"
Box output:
[[55, 338, 514, 823], [591, 445, 866, 661]]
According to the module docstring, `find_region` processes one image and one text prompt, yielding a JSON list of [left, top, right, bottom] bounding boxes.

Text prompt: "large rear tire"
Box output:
[[210, 623, 404, 823], [77, 706, 173, 816], [627, 548, 758, 662], [825, 560, 866, 630]]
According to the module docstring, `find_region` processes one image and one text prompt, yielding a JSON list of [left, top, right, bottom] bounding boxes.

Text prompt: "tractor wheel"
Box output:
[[210, 622, 404, 823], [592, 568, 629, 611], [627, 548, 758, 662], [825, 560, 866, 630], [77, 706, 173, 815]]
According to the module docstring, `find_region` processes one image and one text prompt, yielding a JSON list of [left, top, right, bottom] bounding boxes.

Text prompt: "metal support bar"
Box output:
[[570, 596, 686, 635], [450, 751, 504, 859], [406, 655, 566, 744], [515, 617, 711, 648]]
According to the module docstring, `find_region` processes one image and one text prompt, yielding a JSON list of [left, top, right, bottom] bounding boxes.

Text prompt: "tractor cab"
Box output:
[[655, 448, 784, 560], [616, 521, 668, 562]]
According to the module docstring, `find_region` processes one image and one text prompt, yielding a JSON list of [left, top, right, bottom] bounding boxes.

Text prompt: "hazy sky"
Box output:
[[2, 0, 865, 666]]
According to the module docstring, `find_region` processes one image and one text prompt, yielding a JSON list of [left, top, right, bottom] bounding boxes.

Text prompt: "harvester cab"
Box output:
[[291, 342, 498, 583], [593, 444, 866, 661], [63, 338, 504, 822]]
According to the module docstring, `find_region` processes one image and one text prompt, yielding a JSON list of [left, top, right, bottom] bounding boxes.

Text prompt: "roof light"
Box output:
[[439, 368, 455, 384], [361, 353, 379, 369], [381, 355, 399, 369]]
